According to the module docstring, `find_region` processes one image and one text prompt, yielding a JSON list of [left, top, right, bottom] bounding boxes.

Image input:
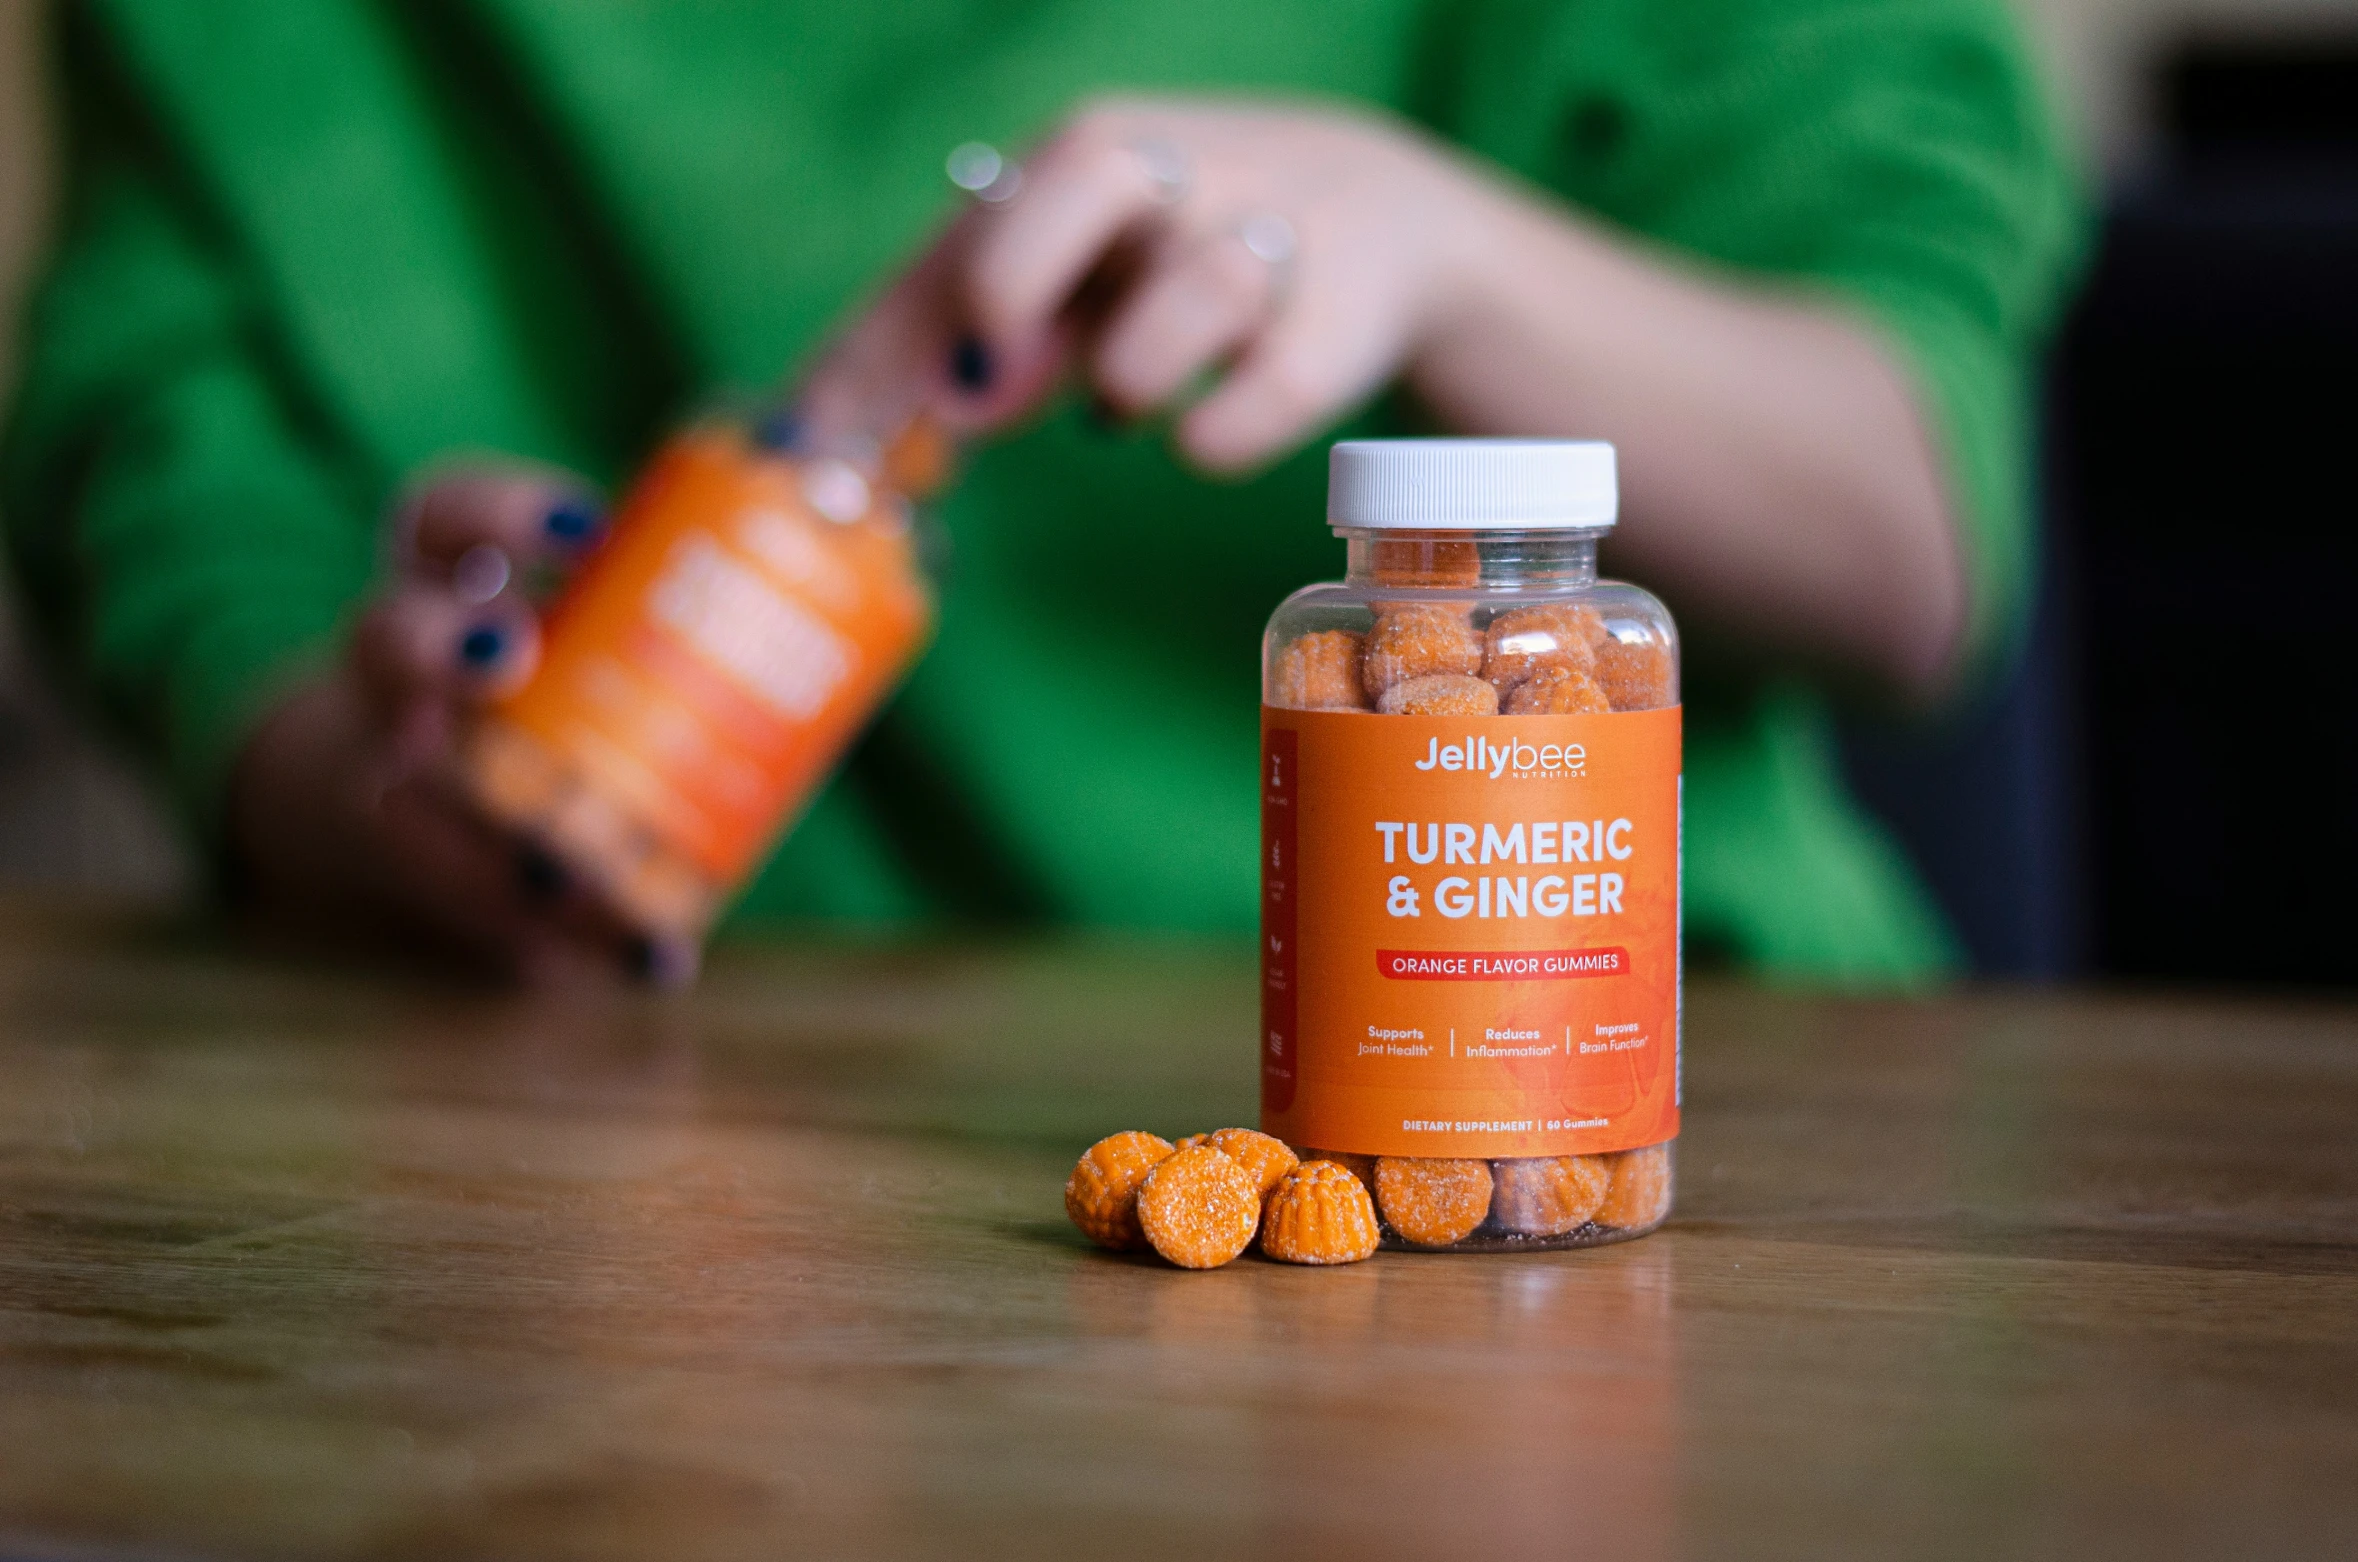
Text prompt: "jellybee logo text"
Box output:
[[1413, 734, 1585, 778]]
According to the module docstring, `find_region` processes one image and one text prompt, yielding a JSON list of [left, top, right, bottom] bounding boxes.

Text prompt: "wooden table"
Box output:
[[2, 902, 2353, 1561]]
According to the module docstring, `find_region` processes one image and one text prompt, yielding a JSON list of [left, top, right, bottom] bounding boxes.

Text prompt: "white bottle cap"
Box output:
[[1327, 439, 1617, 531]]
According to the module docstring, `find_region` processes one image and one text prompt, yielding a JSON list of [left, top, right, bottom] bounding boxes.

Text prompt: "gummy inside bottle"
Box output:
[[1280, 1143, 1675, 1253]]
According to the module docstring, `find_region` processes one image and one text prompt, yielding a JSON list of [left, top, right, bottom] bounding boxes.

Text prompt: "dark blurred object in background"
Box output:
[[1839, 539, 2085, 983], [1846, 28, 2358, 988], [2051, 30, 2358, 987]]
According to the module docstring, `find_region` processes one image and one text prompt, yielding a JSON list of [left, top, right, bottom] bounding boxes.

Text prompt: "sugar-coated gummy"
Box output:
[[1503, 663, 1611, 715], [1296, 1147, 1377, 1195], [1489, 649, 1596, 701], [1490, 1154, 1613, 1236], [1136, 1144, 1264, 1269], [1595, 1143, 1674, 1229], [1367, 538, 1481, 588], [1065, 1130, 1177, 1251], [1377, 673, 1499, 717], [1482, 604, 1604, 692], [1361, 605, 1483, 699], [1203, 1128, 1301, 1201], [1261, 1161, 1383, 1265], [1270, 630, 1371, 711], [1593, 632, 1675, 711], [1374, 1156, 1495, 1248]]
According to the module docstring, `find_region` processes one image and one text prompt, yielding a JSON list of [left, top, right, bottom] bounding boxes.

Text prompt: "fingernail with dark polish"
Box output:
[[626, 933, 699, 989], [515, 842, 567, 902], [751, 408, 806, 453], [459, 622, 506, 669], [543, 497, 605, 545], [949, 335, 995, 393]]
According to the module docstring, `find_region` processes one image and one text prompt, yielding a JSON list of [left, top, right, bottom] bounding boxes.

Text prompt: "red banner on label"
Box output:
[[1377, 947, 1630, 980]]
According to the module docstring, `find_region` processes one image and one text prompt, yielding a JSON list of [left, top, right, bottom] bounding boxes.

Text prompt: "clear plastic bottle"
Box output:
[[463, 412, 946, 945], [1260, 440, 1679, 1250]]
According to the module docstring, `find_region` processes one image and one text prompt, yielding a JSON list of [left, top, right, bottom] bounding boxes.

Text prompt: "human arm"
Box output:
[[1407, 186, 1963, 698], [810, 0, 2077, 707]]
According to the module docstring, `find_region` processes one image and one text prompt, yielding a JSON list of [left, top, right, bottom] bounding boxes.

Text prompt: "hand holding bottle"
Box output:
[[229, 462, 687, 983]]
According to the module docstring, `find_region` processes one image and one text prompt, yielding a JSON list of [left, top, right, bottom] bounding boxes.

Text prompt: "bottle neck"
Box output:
[[1342, 528, 1602, 591], [745, 397, 958, 503]]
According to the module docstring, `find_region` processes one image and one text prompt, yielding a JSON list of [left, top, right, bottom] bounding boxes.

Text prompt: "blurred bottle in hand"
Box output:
[[463, 410, 948, 950]]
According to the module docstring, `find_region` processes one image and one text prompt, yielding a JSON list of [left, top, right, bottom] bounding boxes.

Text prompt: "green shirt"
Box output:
[[2, 0, 2080, 984]]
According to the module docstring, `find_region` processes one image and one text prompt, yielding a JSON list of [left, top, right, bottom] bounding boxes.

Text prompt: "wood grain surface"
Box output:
[[1, 900, 2353, 1561]]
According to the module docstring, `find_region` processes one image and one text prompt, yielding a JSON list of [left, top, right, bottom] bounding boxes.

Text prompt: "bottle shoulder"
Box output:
[[1266, 578, 1676, 639]]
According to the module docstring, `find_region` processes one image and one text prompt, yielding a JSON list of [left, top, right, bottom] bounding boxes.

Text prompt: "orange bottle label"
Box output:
[[469, 428, 933, 927], [1260, 706, 1682, 1159]]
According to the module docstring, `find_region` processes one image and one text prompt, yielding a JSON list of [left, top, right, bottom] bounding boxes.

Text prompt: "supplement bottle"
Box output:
[[463, 414, 943, 945], [1261, 440, 1679, 1250]]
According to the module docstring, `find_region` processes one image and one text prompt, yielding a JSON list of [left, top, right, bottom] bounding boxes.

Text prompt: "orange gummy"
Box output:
[[1361, 605, 1483, 700], [1482, 604, 1603, 692], [1270, 630, 1371, 711], [1260, 1161, 1382, 1265], [1377, 673, 1499, 717], [1595, 1143, 1674, 1229], [1374, 1156, 1494, 1248], [1368, 537, 1481, 588], [1173, 1133, 1213, 1152], [1297, 1147, 1377, 1195], [1504, 663, 1611, 715], [1203, 1128, 1300, 1201], [1065, 1130, 1177, 1251], [1594, 632, 1675, 711], [1490, 1154, 1613, 1236], [1136, 1144, 1264, 1269]]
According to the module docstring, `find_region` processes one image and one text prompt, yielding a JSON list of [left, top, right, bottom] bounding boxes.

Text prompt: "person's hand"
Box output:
[[799, 98, 1506, 472], [228, 463, 681, 984], [811, 94, 1967, 700]]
